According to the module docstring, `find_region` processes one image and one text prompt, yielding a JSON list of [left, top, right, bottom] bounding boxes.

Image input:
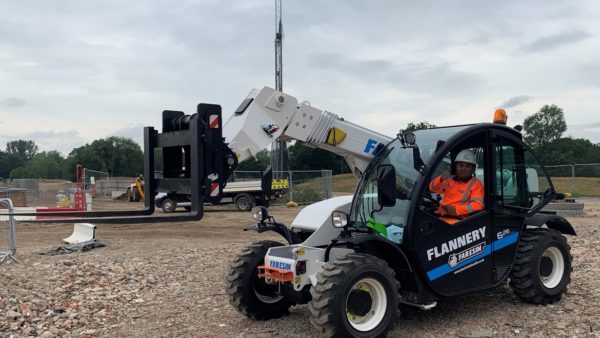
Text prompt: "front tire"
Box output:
[[509, 228, 572, 305], [226, 240, 293, 320], [308, 253, 399, 338]]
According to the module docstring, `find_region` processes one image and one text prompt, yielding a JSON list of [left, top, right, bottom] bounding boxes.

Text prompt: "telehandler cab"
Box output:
[[227, 119, 575, 337]]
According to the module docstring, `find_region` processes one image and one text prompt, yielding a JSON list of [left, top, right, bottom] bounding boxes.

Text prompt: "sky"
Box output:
[[1, 0, 600, 156]]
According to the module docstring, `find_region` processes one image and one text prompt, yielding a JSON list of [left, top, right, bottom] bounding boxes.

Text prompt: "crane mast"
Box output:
[[271, 0, 290, 178]]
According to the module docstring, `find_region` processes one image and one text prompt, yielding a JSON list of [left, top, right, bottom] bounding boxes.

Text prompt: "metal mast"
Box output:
[[271, 0, 289, 178]]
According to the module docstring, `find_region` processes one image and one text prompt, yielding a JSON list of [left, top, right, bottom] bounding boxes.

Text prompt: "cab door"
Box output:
[[411, 131, 495, 296], [490, 130, 555, 282]]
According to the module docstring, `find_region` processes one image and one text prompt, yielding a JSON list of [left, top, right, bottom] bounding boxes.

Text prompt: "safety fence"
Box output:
[[0, 198, 18, 264], [541, 164, 600, 197], [0, 170, 336, 209], [235, 170, 333, 205]]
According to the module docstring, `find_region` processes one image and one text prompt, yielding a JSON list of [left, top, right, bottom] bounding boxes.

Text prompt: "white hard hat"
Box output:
[[455, 149, 477, 165]]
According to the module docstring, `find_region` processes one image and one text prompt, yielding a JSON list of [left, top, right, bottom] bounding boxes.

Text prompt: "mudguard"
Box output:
[[325, 234, 413, 272], [524, 213, 577, 236], [244, 222, 302, 245]]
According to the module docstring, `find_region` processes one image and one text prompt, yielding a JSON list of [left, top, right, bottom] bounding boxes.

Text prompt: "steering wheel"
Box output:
[[422, 191, 440, 212]]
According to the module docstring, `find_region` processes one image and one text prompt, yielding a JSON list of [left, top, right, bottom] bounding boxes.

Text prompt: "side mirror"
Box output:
[[377, 164, 396, 208]]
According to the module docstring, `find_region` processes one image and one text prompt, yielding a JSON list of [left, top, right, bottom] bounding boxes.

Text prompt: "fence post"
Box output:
[[288, 171, 293, 202], [571, 164, 575, 195]]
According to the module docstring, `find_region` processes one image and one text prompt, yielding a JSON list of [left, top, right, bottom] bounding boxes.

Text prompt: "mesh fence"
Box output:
[[0, 199, 17, 263], [543, 164, 600, 197], [274, 170, 333, 205], [232, 170, 333, 205], [84, 169, 111, 200]]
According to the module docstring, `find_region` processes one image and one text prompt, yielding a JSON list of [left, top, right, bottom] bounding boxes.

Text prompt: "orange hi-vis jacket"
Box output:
[[428, 175, 484, 218]]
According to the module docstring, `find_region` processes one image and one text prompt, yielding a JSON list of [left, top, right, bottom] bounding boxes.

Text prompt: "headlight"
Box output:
[[331, 211, 349, 228], [252, 206, 269, 222]]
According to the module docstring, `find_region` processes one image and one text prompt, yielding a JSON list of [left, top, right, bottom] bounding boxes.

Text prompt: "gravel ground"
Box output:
[[1, 199, 599, 338]]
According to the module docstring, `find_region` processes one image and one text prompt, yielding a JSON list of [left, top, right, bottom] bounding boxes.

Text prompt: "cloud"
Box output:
[[110, 125, 144, 147], [500, 95, 532, 108], [306, 53, 482, 95], [569, 121, 600, 130], [0, 130, 86, 155], [520, 31, 591, 53], [2, 97, 26, 108]]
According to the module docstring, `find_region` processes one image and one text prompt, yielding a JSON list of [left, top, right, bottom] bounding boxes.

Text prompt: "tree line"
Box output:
[[0, 137, 144, 181], [1, 104, 599, 181]]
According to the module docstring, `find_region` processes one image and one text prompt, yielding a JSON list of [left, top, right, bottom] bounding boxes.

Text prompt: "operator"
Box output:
[[428, 149, 484, 224]]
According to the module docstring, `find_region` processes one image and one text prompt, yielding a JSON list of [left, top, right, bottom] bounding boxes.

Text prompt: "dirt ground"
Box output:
[[1, 198, 599, 338]]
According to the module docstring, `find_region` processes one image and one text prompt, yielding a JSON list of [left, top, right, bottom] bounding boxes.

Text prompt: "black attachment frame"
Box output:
[[9, 103, 237, 224]]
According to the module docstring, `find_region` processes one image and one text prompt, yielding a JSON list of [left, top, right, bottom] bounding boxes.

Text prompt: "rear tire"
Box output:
[[308, 253, 399, 338], [226, 240, 293, 320], [161, 198, 177, 213], [509, 228, 572, 305], [235, 193, 254, 211]]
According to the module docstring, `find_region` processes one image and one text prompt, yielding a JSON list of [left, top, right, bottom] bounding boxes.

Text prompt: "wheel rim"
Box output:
[[164, 201, 175, 211], [540, 246, 565, 289], [238, 198, 250, 210], [253, 272, 284, 304], [345, 277, 387, 332]]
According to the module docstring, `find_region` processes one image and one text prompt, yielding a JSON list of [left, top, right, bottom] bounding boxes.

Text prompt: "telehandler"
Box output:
[[224, 89, 575, 337]]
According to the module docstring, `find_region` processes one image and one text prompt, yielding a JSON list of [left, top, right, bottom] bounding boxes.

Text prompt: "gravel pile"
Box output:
[[1, 201, 599, 337]]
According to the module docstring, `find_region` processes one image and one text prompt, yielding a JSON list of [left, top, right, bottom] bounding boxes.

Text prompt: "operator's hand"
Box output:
[[440, 167, 451, 181], [442, 204, 456, 216]]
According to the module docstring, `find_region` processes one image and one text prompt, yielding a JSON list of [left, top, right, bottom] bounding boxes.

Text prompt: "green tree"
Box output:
[[523, 104, 567, 149], [65, 136, 143, 180], [402, 121, 437, 133], [535, 137, 600, 176], [9, 151, 66, 179], [0, 150, 23, 178], [237, 150, 271, 171], [6, 139, 38, 162], [289, 142, 350, 175]]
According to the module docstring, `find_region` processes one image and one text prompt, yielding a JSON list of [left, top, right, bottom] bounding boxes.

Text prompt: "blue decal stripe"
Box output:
[[426, 231, 519, 281], [492, 232, 519, 251]]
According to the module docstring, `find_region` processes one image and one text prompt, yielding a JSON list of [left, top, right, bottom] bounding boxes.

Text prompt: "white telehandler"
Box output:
[[224, 87, 575, 337]]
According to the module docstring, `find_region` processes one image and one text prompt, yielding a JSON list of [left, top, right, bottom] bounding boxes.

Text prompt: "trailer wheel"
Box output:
[[509, 228, 572, 305], [161, 198, 177, 213], [235, 193, 254, 211], [226, 240, 293, 320], [308, 253, 399, 337]]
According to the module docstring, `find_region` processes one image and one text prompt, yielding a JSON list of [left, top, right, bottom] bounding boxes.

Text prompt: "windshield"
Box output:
[[351, 125, 469, 229]]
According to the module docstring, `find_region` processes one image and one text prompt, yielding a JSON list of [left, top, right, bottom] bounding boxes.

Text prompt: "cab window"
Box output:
[[494, 139, 552, 210]]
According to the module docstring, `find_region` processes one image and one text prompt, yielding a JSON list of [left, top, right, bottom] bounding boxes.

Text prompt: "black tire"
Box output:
[[226, 240, 293, 320], [161, 198, 177, 213], [235, 193, 254, 211], [308, 253, 399, 338], [509, 228, 572, 305]]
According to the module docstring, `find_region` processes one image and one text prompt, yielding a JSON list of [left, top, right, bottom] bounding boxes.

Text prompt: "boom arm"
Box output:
[[223, 86, 392, 176]]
